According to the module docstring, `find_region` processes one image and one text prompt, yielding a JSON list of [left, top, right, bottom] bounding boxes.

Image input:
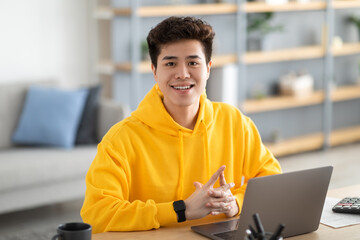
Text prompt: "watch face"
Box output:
[[173, 200, 186, 211]]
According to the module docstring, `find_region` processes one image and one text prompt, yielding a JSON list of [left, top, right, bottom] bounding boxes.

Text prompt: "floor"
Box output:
[[0, 142, 359, 238]]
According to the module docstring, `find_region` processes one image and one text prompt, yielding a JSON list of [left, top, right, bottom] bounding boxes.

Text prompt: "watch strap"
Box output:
[[173, 200, 186, 222]]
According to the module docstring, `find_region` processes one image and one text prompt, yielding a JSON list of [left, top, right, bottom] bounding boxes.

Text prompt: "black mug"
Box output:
[[52, 222, 92, 240]]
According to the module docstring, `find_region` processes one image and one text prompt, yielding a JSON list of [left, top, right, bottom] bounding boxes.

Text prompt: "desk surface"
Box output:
[[93, 184, 360, 240]]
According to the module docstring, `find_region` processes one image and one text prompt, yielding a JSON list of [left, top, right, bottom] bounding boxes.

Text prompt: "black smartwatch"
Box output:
[[173, 200, 186, 222]]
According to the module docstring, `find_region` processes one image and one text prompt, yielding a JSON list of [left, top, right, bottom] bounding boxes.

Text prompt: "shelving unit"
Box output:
[[242, 0, 360, 156], [95, 0, 360, 157]]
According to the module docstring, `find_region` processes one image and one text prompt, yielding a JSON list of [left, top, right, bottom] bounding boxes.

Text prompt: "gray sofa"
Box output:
[[0, 80, 129, 214]]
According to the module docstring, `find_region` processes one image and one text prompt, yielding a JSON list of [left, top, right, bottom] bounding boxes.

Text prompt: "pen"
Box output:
[[269, 224, 285, 240], [248, 224, 257, 239], [245, 229, 254, 240], [253, 213, 265, 240]]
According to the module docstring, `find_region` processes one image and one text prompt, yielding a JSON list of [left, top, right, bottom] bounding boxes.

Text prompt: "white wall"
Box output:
[[0, 0, 92, 86]]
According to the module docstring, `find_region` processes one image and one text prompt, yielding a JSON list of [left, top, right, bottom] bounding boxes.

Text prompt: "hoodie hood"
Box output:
[[131, 84, 214, 135]]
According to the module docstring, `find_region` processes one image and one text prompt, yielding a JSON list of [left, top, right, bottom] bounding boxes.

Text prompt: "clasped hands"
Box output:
[[184, 165, 238, 220]]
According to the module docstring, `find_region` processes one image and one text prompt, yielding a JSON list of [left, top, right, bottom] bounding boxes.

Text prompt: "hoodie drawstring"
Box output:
[[201, 120, 211, 182], [176, 121, 210, 199], [177, 129, 184, 199]]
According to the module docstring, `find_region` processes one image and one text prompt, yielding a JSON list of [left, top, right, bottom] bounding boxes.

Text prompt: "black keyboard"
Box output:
[[213, 230, 237, 240], [332, 197, 360, 214]]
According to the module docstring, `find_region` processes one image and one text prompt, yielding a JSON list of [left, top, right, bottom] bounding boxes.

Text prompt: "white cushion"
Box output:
[[0, 146, 96, 193]]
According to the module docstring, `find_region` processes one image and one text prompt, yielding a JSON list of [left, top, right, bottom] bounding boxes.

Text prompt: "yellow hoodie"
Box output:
[[81, 84, 281, 233]]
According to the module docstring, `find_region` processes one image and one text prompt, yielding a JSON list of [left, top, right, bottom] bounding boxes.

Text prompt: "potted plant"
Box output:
[[347, 14, 360, 41], [141, 40, 150, 61], [247, 12, 284, 51]]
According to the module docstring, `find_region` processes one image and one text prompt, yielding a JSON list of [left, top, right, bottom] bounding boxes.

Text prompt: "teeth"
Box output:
[[173, 85, 191, 90]]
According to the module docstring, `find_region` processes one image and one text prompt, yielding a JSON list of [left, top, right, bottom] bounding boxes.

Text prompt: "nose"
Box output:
[[175, 63, 190, 80]]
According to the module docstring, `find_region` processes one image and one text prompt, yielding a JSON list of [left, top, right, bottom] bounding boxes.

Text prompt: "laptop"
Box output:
[[191, 166, 333, 240]]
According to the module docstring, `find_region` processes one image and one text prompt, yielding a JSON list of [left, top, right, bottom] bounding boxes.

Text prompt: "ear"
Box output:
[[151, 64, 157, 82], [206, 60, 212, 80]]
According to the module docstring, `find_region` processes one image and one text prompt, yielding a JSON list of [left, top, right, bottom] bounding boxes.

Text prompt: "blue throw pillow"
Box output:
[[76, 85, 101, 144], [12, 86, 89, 148]]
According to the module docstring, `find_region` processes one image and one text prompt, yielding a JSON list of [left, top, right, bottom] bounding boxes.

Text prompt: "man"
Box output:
[[81, 16, 281, 233]]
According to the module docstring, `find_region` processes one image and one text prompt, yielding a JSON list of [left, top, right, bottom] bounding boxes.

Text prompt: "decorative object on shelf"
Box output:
[[347, 14, 360, 40], [332, 36, 343, 50], [207, 64, 238, 107], [278, 71, 314, 98], [252, 82, 267, 100], [270, 129, 282, 144], [247, 12, 284, 51]]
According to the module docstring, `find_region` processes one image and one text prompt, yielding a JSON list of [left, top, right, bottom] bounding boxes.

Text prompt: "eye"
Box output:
[[189, 62, 199, 66], [165, 62, 175, 67]]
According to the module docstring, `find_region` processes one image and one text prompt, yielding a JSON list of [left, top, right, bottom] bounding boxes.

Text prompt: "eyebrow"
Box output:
[[161, 55, 202, 61]]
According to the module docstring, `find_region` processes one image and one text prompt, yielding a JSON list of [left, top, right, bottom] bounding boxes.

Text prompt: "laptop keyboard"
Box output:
[[213, 230, 237, 240]]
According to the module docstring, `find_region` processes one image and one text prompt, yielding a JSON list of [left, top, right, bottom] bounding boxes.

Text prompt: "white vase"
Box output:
[[247, 35, 272, 51]]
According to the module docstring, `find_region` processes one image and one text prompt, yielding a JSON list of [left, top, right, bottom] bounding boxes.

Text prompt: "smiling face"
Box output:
[[152, 39, 212, 115]]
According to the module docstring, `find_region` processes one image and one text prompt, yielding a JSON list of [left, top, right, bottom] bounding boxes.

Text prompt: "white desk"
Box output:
[[93, 184, 360, 240]]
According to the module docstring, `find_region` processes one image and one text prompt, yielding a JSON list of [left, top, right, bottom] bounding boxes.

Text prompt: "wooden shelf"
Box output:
[[97, 61, 152, 74], [330, 125, 360, 146], [266, 125, 360, 157], [332, 42, 360, 56], [139, 3, 237, 17], [333, 0, 360, 9], [244, 43, 360, 64], [211, 54, 238, 68], [99, 42, 360, 74], [243, 91, 324, 113], [95, 7, 129, 19], [97, 61, 116, 75], [243, 85, 360, 114], [98, 54, 237, 74], [244, 1, 360, 13], [244, 45, 325, 64], [96, 3, 237, 18], [244, 1, 326, 13], [332, 85, 360, 102], [266, 132, 324, 157]]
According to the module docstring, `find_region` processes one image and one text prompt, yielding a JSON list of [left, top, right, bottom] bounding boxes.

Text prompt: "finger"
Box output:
[[210, 205, 233, 215], [221, 182, 235, 192], [209, 193, 236, 203], [204, 165, 226, 188], [206, 201, 232, 209], [219, 171, 227, 186], [209, 183, 235, 197], [211, 211, 221, 215], [208, 189, 225, 198], [193, 181, 203, 190], [206, 195, 236, 207]]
